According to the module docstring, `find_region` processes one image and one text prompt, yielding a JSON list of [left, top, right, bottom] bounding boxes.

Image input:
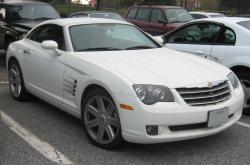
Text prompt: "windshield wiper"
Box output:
[[78, 47, 122, 51], [125, 46, 155, 50], [34, 17, 53, 21]]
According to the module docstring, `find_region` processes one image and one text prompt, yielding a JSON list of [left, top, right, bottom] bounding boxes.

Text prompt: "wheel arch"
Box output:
[[230, 65, 250, 75]]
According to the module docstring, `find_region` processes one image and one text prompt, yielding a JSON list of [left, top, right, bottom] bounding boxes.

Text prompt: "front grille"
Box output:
[[176, 81, 231, 106]]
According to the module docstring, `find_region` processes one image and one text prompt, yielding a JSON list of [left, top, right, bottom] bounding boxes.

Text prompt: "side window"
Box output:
[[217, 28, 236, 45], [127, 8, 138, 19], [166, 23, 221, 45], [27, 25, 65, 50], [191, 14, 207, 19], [136, 8, 151, 22], [0, 7, 6, 19], [150, 9, 165, 23]]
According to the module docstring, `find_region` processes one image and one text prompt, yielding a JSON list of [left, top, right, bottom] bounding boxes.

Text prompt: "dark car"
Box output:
[[0, 0, 60, 51], [124, 5, 193, 35], [69, 11, 126, 21]]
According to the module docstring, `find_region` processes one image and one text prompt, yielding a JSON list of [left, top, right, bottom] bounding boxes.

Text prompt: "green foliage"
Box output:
[[220, 0, 250, 9]]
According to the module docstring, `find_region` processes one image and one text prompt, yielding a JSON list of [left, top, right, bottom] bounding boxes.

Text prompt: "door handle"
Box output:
[[23, 49, 30, 55], [195, 50, 204, 55]]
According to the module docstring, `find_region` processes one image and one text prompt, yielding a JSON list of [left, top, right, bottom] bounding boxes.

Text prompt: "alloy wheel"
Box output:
[[84, 95, 120, 144], [9, 64, 22, 98], [240, 80, 250, 108]]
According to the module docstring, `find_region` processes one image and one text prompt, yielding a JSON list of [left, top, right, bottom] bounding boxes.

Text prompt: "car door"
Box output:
[[0, 5, 7, 49], [134, 8, 152, 33], [163, 22, 222, 59], [22, 24, 66, 103], [148, 8, 168, 35], [210, 27, 237, 65]]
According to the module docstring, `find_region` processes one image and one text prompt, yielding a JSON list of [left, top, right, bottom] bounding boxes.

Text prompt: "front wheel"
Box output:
[[81, 88, 123, 149], [8, 60, 29, 101], [236, 71, 250, 114]]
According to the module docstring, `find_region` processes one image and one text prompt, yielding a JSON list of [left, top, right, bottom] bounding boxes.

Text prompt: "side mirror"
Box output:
[[153, 36, 164, 45], [41, 40, 62, 55]]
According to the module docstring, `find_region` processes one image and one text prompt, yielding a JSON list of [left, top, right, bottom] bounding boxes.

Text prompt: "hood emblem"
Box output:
[[207, 82, 213, 88]]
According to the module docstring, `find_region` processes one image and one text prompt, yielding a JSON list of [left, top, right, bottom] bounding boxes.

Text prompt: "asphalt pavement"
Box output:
[[0, 66, 250, 165]]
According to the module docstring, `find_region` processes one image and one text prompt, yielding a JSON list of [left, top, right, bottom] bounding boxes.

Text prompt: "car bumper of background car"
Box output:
[[114, 86, 244, 144]]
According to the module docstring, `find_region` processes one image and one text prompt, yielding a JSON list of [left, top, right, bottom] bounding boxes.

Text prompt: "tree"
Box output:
[[220, 0, 250, 13]]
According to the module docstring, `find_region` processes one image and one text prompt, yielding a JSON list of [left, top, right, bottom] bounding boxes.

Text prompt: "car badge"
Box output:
[[207, 82, 213, 88]]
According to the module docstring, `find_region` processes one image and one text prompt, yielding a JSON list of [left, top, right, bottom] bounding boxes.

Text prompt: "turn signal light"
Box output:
[[120, 104, 134, 111]]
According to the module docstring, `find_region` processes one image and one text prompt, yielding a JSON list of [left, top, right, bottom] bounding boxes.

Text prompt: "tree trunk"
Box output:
[[96, 0, 101, 11]]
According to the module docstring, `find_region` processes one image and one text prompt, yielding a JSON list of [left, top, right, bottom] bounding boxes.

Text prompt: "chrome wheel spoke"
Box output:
[[85, 119, 98, 129], [240, 80, 250, 108], [105, 125, 115, 140], [86, 105, 99, 117], [96, 124, 105, 141], [108, 117, 120, 127], [95, 96, 106, 112]]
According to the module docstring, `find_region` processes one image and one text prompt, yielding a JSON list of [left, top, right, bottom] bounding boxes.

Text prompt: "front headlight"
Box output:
[[133, 84, 174, 105], [227, 72, 239, 89]]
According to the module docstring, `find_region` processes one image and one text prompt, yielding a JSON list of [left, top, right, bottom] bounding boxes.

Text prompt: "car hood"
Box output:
[[76, 48, 230, 88]]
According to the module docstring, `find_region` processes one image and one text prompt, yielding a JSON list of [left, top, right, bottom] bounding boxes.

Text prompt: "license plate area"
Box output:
[[207, 108, 229, 128]]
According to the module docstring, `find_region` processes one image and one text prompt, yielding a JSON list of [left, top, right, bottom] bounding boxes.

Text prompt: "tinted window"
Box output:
[[238, 21, 250, 30], [127, 8, 138, 19], [166, 23, 221, 44], [217, 28, 236, 45], [9, 4, 59, 23], [27, 25, 65, 50], [136, 8, 151, 22], [69, 24, 159, 51], [150, 9, 165, 23], [191, 14, 207, 19], [71, 14, 88, 18], [165, 8, 193, 23]]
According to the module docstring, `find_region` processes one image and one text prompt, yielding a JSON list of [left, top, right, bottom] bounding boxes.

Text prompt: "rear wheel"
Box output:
[[81, 88, 123, 149], [8, 60, 29, 101], [236, 71, 250, 114]]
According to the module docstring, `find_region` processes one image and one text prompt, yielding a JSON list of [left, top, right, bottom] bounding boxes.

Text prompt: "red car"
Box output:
[[125, 6, 193, 35]]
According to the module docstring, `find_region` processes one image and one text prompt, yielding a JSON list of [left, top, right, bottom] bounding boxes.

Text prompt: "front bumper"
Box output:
[[114, 85, 244, 144]]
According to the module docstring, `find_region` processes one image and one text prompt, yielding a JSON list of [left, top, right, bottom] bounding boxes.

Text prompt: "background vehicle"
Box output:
[[190, 12, 226, 19], [0, 0, 60, 51], [125, 6, 193, 35], [7, 18, 244, 149], [162, 17, 250, 111], [69, 11, 125, 21]]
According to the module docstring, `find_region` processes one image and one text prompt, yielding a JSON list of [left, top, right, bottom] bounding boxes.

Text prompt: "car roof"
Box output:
[[0, 0, 46, 5], [71, 11, 118, 15], [42, 18, 131, 27], [192, 17, 250, 24], [130, 5, 182, 9], [190, 11, 224, 15]]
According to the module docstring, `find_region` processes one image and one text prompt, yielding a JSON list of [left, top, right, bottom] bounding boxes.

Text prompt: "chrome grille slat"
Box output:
[[182, 89, 231, 100], [176, 81, 231, 106]]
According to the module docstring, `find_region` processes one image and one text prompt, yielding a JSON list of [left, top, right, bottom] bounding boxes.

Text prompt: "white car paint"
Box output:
[[7, 18, 244, 145], [190, 12, 226, 19]]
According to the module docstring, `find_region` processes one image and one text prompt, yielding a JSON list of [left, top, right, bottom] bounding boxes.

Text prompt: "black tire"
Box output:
[[235, 71, 250, 115], [81, 88, 124, 149], [8, 59, 29, 101]]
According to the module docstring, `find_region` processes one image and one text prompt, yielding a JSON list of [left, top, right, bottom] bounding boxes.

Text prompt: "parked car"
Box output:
[[125, 6, 193, 35], [190, 12, 226, 19], [0, 0, 60, 51], [161, 17, 250, 111], [69, 11, 126, 21], [234, 14, 250, 18], [7, 18, 244, 149]]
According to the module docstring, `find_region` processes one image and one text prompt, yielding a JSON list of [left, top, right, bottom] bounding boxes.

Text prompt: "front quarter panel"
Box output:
[[62, 52, 136, 116]]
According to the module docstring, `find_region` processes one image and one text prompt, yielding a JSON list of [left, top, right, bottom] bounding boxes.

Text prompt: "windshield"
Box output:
[[90, 13, 125, 21], [9, 4, 60, 22], [238, 21, 250, 30], [165, 8, 193, 23], [69, 24, 160, 52]]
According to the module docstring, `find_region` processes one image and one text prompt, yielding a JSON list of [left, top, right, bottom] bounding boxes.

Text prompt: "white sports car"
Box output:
[[162, 17, 250, 111], [6, 18, 244, 149]]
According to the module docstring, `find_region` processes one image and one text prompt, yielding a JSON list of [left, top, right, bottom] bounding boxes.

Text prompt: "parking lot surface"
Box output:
[[1, 66, 250, 165]]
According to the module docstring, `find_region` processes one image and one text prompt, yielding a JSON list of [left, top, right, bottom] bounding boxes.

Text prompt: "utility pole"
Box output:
[[96, 0, 101, 11]]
